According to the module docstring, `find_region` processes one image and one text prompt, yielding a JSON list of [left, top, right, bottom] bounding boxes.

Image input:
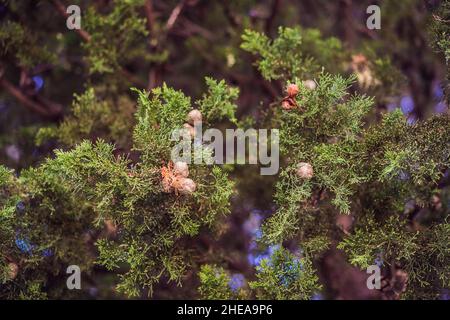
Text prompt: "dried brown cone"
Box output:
[[187, 109, 202, 125], [183, 123, 195, 139], [175, 177, 197, 195], [173, 161, 189, 178], [286, 83, 299, 96], [161, 162, 196, 195], [8, 262, 19, 280]]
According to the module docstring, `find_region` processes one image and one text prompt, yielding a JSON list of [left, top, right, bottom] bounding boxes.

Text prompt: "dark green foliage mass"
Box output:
[[430, 1, 450, 103], [1, 80, 236, 298], [237, 24, 450, 300]]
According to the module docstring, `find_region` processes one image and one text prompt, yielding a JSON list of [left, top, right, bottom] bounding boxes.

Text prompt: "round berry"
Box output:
[[183, 123, 195, 139], [303, 79, 317, 90], [173, 161, 189, 178], [7, 262, 19, 280], [187, 109, 202, 125], [178, 178, 196, 195], [286, 84, 299, 96], [296, 162, 314, 179]]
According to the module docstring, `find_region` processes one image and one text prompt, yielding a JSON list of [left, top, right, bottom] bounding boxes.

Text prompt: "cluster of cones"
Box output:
[[281, 80, 316, 111], [161, 109, 202, 195], [161, 161, 196, 195], [182, 109, 202, 139]]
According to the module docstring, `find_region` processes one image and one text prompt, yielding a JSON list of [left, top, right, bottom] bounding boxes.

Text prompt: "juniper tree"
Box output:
[[198, 24, 449, 300], [1, 78, 237, 298], [0, 0, 449, 300], [430, 0, 450, 104]]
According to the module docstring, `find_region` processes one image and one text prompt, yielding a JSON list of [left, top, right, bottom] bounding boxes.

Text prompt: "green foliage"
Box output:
[[408, 223, 450, 298], [248, 247, 321, 300], [0, 21, 55, 67], [262, 168, 312, 243], [0, 166, 16, 264], [197, 77, 239, 125], [198, 247, 321, 300], [1, 0, 449, 300], [338, 216, 419, 269], [241, 26, 345, 80], [0, 146, 96, 299], [241, 24, 450, 299], [0, 165, 13, 186], [430, 1, 450, 102], [430, 1, 450, 64], [198, 265, 233, 300], [17, 281, 47, 300], [338, 216, 449, 299], [262, 74, 374, 244], [36, 88, 134, 148], [132, 84, 192, 165], [83, 0, 148, 74], [1, 79, 236, 298]]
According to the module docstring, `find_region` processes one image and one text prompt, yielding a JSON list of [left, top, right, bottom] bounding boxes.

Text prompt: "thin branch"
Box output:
[[51, 0, 91, 42], [166, 1, 185, 31], [147, 68, 158, 92], [51, 0, 145, 88], [265, 0, 281, 36], [176, 18, 215, 41], [144, 0, 155, 34], [145, 0, 158, 91], [432, 14, 450, 23], [0, 77, 62, 118], [145, 1, 187, 90]]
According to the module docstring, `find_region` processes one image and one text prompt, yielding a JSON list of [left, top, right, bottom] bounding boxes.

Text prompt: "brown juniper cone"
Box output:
[[281, 97, 297, 110], [162, 178, 174, 193], [176, 177, 196, 195], [174, 161, 189, 178], [161, 109, 201, 195], [104, 219, 118, 238], [380, 268, 409, 300], [8, 262, 19, 280], [187, 109, 202, 125], [286, 83, 299, 96], [183, 109, 202, 138], [281, 83, 300, 110], [183, 123, 195, 139], [296, 162, 314, 179], [161, 162, 196, 195]]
